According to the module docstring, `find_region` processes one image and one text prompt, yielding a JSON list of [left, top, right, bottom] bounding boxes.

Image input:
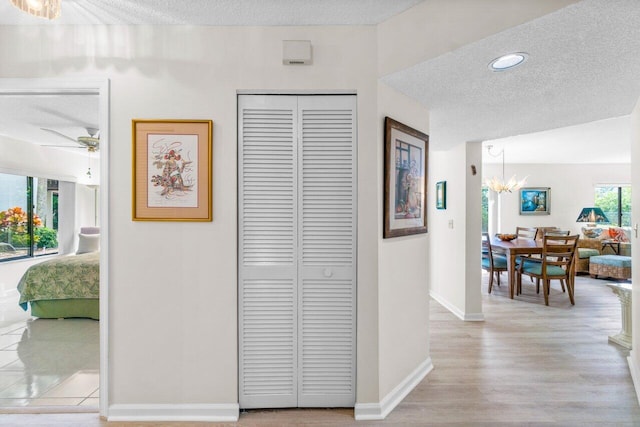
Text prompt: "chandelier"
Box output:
[[10, 0, 61, 20], [484, 145, 527, 193]]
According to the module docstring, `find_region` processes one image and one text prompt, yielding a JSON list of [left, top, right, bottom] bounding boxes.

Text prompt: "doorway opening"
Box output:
[[0, 78, 109, 415]]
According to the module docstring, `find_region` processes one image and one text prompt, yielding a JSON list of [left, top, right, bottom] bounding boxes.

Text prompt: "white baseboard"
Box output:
[[430, 291, 485, 322], [628, 351, 640, 406], [107, 403, 239, 422], [354, 357, 433, 421]]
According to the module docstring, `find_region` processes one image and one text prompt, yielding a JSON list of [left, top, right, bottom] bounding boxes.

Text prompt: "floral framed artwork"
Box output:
[[436, 181, 446, 210], [519, 187, 550, 215], [132, 119, 213, 221], [383, 117, 429, 238]]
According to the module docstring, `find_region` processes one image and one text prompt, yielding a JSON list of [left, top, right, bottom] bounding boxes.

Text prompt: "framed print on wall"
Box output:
[[519, 187, 550, 215], [132, 119, 213, 221], [383, 117, 429, 238], [436, 181, 446, 210]]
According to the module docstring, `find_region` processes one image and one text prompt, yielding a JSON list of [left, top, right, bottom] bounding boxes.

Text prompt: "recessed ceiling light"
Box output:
[[489, 52, 528, 71]]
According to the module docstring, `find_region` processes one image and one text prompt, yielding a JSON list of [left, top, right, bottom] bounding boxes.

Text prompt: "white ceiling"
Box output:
[[0, 0, 424, 25], [482, 115, 631, 164], [0, 93, 100, 152], [0, 0, 638, 164], [382, 0, 640, 163]]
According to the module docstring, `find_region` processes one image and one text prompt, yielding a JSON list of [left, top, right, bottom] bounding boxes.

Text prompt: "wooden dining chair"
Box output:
[[516, 234, 580, 305], [536, 228, 570, 238], [519, 228, 572, 293], [545, 230, 570, 236], [482, 233, 507, 294], [514, 227, 540, 286], [516, 226, 538, 240], [535, 227, 558, 239]]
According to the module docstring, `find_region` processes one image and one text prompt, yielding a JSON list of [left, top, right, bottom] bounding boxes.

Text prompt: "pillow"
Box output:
[[77, 233, 100, 254], [608, 227, 629, 242]]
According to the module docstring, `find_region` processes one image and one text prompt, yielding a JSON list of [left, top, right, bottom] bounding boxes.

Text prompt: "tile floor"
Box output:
[[0, 289, 99, 408]]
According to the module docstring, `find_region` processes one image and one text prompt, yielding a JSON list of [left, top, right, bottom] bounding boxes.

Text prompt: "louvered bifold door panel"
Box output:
[[297, 95, 357, 407], [238, 95, 298, 408]]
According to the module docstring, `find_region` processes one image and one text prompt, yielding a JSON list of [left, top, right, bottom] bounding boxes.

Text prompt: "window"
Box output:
[[481, 186, 489, 233], [594, 185, 631, 227], [0, 173, 59, 261]]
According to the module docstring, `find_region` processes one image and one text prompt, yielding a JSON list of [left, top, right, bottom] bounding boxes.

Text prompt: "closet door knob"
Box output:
[[323, 268, 333, 277]]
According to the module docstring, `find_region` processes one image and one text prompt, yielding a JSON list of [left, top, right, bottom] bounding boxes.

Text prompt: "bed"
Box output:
[[17, 251, 100, 320]]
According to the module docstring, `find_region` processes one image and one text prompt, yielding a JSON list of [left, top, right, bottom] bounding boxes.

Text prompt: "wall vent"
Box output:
[[283, 40, 312, 65]]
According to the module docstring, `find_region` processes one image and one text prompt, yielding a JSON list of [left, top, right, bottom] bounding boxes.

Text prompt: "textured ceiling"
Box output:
[[1, 0, 638, 164], [0, 93, 100, 152], [382, 0, 640, 160], [0, 0, 424, 25]]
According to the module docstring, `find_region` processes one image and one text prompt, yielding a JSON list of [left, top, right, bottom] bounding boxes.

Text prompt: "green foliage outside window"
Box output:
[[481, 187, 489, 233], [35, 227, 58, 248], [0, 206, 56, 248], [594, 186, 631, 227]]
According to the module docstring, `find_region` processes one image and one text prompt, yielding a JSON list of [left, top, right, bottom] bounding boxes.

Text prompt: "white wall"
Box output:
[[428, 142, 484, 320], [464, 142, 483, 318], [58, 181, 76, 255], [483, 163, 631, 234], [629, 98, 640, 404], [1, 24, 396, 416], [376, 82, 431, 402], [76, 185, 99, 230], [428, 143, 469, 317]]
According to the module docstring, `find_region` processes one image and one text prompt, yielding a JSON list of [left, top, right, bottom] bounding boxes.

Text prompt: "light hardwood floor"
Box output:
[[3, 274, 639, 426]]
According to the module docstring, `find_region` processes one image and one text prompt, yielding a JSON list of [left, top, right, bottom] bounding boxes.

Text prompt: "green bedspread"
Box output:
[[17, 252, 100, 310]]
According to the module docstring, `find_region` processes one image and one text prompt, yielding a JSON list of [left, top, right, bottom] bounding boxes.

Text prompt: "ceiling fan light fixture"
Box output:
[[41, 127, 100, 152], [489, 52, 528, 72], [10, 0, 61, 20]]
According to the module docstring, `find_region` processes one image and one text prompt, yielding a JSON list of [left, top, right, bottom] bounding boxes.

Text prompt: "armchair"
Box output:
[[575, 238, 601, 274]]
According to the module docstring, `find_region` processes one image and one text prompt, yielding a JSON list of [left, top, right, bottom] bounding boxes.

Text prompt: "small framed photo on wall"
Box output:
[[519, 187, 550, 215], [436, 181, 446, 210]]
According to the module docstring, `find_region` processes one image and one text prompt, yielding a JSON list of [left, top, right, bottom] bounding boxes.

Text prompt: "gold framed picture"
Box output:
[[132, 119, 213, 221]]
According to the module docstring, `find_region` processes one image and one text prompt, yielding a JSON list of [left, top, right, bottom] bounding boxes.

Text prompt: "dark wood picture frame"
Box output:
[[383, 117, 429, 238]]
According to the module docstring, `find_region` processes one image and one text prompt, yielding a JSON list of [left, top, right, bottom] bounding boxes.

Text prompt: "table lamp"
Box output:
[[576, 207, 610, 238]]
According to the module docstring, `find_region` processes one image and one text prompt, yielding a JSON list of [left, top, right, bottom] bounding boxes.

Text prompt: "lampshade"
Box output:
[[10, 0, 61, 20], [576, 207, 610, 223]]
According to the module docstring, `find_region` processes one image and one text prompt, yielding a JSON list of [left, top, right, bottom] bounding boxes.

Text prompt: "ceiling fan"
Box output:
[[41, 127, 100, 152]]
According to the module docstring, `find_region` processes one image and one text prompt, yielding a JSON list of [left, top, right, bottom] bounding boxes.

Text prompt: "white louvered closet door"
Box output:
[[297, 96, 356, 407], [238, 95, 356, 409]]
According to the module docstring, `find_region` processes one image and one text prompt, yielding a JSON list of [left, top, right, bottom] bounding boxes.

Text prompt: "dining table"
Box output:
[[490, 236, 543, 299]]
